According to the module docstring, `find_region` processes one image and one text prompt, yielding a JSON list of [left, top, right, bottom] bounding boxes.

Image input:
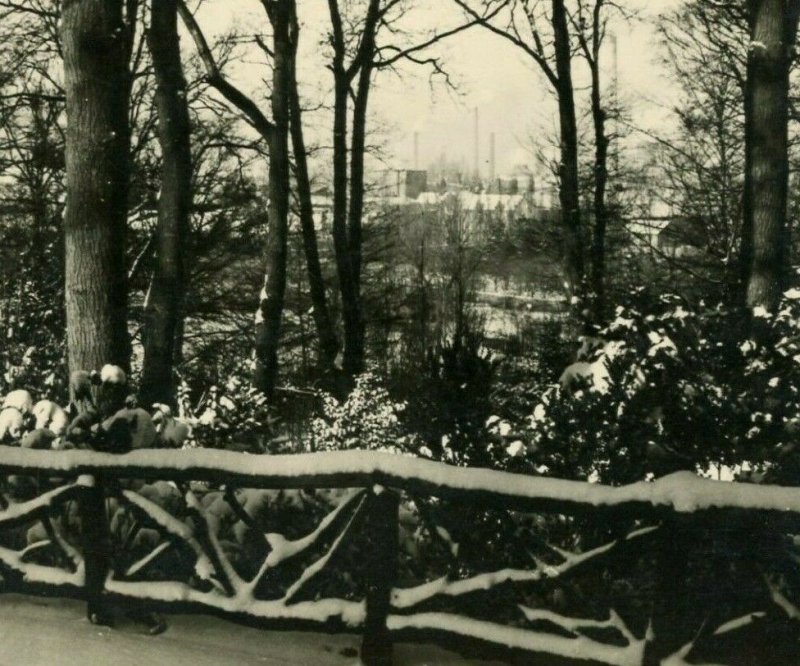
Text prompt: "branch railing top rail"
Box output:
[[0, 446, 796, 518]]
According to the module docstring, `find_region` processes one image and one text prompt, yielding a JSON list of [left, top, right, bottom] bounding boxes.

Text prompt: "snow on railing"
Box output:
[[0, 445, 797, 665], [0, 447, 799, 516]]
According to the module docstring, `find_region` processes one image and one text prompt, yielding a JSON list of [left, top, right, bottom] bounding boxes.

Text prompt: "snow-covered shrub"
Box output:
[[0, 282, 66, 400], [310, 370, 416, 453], [389, 334, 504, 467], [0, 206, 67, 400], [177, 370, 283, 453], [486, 347, 566, 473], [522, 287, 800, 484]]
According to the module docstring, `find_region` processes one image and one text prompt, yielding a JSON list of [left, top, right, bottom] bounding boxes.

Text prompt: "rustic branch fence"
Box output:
[[0, 447, 797, 665]]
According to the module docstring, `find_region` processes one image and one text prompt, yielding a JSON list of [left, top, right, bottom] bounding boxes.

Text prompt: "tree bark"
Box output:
[[742, 0, 800, 311], [140, 0, 191, 408], [586, 3, 609, 324], [327, 0, 381, 378], [62, 0, 132, 375], [348, 64, 372, 297], [739, 43, 756, 306], [333, 84, 363, 376], [344, 56, 375, 377], [589, 87, 608, 324], [288, 7, 339, 371], [552, 0, 585, 308], [329, 22, 362, 377], [253, 0, 292, 396], [347, 0, 380, 293]]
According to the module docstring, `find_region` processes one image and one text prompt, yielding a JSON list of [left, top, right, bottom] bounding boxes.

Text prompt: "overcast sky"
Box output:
[[193, 0, 684, 178]]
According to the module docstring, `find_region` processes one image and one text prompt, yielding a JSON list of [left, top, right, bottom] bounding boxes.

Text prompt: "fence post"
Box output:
[[643, 515, 691, 666], [361, 485, 399, 666], [78, 474, 112, 625]]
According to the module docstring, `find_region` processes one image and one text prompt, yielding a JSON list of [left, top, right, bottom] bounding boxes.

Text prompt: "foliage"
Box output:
[[177, 368, 283, 454], [0, 226, 66, 400], [383, 333, 499, 468], [310, 369, 416, 454], [522, 286, 800, 484]]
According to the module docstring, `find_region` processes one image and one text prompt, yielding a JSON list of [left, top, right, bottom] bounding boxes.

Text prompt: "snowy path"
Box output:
[[0, 594, 503, 666]]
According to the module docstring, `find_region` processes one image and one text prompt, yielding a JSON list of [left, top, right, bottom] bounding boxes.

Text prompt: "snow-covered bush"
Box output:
[[0, 281, 66, 400], [486, 349, 564, 474], [177, 369, 283, 453], [311, 370, 416, 453], [522, 287, 800, 484], [389, 334, 504, 467], [0, 205, 67, 399]]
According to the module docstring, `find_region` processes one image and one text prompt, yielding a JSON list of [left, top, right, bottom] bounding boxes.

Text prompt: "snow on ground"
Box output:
[[0, 594, 504, 666]]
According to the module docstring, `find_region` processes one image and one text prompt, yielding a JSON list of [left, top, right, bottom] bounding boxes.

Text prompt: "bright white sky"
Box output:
[[192, 0, 684, 177]]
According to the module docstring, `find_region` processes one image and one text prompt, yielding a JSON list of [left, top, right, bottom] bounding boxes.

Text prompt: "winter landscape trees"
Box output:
[[4, 0, 800, 663]]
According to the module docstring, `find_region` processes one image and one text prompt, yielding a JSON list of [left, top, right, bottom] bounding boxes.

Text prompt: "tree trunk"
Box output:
[[552, 0, 584, 309], [253, 0, 292, 396], [589, 58, 609, 324], [141, 0, 191, 408], [331, 69, 363, 377], [325, 0, 383, 380], [739, 50, 755, 306], [62, 0, 132, 375], [288, 8, 339, 371], [742, 0, 800, 311], [344, 59, 373, 374], [348, 53, 375, 293]]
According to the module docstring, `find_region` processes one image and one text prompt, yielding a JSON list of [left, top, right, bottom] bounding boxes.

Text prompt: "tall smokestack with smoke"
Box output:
[[473, 107, 479, 180], [489, 132, 496, 181]]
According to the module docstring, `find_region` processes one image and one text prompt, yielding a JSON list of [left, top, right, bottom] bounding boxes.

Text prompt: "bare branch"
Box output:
[[176, 0, 274, 141], [452, 0, 559, 88]]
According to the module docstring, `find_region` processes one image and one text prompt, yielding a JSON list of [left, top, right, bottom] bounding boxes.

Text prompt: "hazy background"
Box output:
[[191, 0, 683, 177]]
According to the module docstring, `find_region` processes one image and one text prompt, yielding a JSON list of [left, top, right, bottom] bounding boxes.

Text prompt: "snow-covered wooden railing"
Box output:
[[0, 446, 797, 665], [2, 447, 800, 516]]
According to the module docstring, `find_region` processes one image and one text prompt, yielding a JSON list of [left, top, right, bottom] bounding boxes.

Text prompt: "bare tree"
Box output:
[[569, 0, 620, 321], [454, 0, 585, 311], [140, 0, 192, 407], [326, 0, 480, 376], [326, 0, 382, 376], [253, 0, 292, 395], [178, 0, 293, 397], [285, 10, 339, 372], [653, 0, 748, 300], [180, 0, 478, 387]]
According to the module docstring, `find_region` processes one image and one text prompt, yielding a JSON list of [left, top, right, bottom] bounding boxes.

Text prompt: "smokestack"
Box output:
[[489, 132, 496, 180], [611, 33, 619, 91], [413, 132, 419, 170], [473, 107, 479, 179]]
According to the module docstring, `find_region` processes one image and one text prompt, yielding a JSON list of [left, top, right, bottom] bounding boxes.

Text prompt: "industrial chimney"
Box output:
[[473, 107, 479, 180]]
